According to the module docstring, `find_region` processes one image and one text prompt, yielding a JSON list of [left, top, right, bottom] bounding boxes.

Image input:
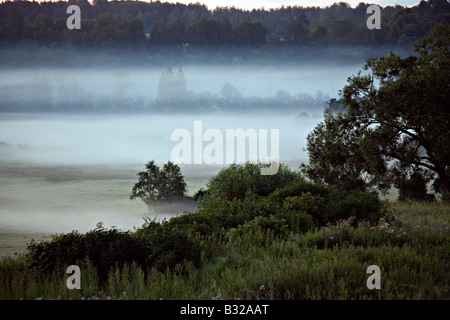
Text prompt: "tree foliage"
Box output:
[[130, 160, 186, 205], [300, 109, 381, 192], [0, 0, 448, 48], [303, 24, 450, 199], [202, 162, 302, 204]]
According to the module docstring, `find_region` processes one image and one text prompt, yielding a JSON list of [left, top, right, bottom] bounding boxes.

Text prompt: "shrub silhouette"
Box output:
[[26, 222, 201, 282]]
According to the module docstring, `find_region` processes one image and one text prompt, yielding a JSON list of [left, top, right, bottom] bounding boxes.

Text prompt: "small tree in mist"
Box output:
[[130, 160, 186, 206]]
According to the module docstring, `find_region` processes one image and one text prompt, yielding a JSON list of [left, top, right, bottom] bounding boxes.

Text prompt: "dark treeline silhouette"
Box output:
[[1, 0, 449, 50]]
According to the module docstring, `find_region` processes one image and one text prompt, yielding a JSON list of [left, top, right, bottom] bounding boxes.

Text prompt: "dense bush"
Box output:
[[282, 193, 324, 226], [169, 197, 281, 236], [166, 211, 221, 236], [228, 215, 290, 241], [227, 212, 314, 241], [26, 222, 201, 281], [267, 181, 385, 227], [323, 187, 385, 225], [27, 225, 137, 281], [134, 219, 202, 271], [267, 180, 330, 204], [278, 210, 315, 234], [202, 162, 302, 205], [176, 163, 386, 238], [170, 197, 316, 238]]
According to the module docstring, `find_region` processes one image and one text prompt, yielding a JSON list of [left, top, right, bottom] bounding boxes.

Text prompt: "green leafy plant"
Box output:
[[26, 221, 202, 282], [202, 162, 302, 205]]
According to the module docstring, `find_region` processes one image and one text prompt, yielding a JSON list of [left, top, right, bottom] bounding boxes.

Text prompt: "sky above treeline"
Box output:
[[168, 0, 421, 10]]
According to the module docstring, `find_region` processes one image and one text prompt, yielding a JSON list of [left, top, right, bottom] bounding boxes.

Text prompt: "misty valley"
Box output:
[[0, 0, 448, 303], [0, 62, 353, 257]]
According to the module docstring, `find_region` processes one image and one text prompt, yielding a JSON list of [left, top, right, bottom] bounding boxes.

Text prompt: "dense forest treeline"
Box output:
[[0, 1, 449, 57], [1, 1, 449, 108]]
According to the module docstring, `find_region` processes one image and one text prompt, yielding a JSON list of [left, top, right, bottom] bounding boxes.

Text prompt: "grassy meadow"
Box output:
[[0, 200, 448, 300]]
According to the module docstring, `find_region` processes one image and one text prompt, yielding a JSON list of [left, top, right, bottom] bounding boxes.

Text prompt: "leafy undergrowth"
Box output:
[[0, 201, 448, 300]]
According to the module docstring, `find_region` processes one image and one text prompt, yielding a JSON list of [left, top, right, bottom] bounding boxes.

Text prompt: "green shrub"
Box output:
[[135, 219, 202, 272], [167, 211, 221, 236], [296, 230, 327, 249], [283, 193, 324, 226], [279, 210, 315, 234], [194, 164, 384, 233], [170, 197, 316, 238], [227, 215, 290, 244], [267, 180, 329, 205], [324, 187, 385, 225], [203, 162, 302, 205], [26, 226, 139, 281], [180, 197, 282, 235], [185, 177, 385, 236], [268, 181, 385, 227], [27, 222, 202, 282]]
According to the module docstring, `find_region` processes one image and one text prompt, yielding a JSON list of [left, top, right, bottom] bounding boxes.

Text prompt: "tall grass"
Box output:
[[0, 202, 448, 300]]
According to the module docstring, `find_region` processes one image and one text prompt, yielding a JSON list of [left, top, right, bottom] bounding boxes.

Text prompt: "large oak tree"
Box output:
[[303, 24, 450, 199]]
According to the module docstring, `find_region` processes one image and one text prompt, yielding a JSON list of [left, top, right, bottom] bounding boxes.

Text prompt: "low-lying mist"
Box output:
[[0, 60, 359, 238], [0, 112, 320, 166], [0, 62, 362, 112], [0, 177, 200, 235], [0, 61, 363, 165], [0, 63, 357, 97]]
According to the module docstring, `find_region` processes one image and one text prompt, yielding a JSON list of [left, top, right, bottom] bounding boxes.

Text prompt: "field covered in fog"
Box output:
[[0, 164, 205, 257], [0, 112, 320, 165], [0, 110, 320, 256], [0, 60, 353, 258], [0, 163, 218, 257], [0, 0, 448, 303]]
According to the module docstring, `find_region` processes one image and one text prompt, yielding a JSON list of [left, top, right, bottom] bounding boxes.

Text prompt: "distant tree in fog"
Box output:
[[130, 160, 187, 206], [157, 67, 187, 101]]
